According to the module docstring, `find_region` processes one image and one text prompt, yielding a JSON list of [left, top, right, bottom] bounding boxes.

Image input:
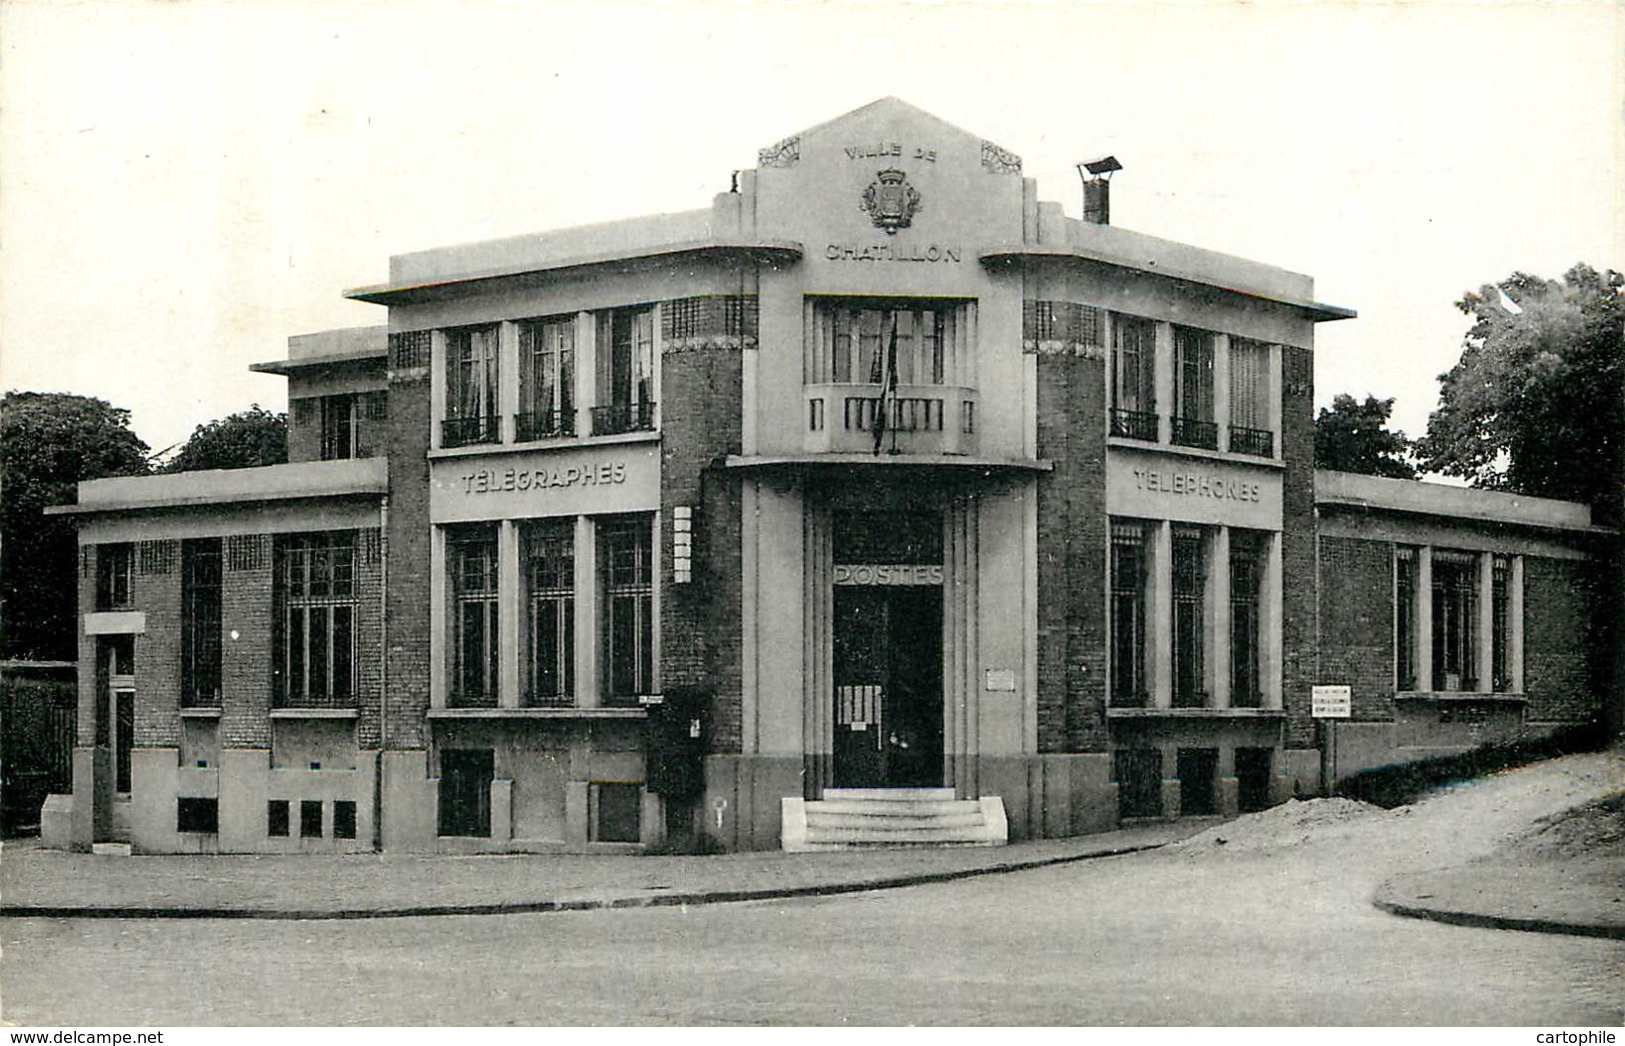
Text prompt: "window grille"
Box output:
[[1396, 547, 1418, 690], [599, 517, 653, 706], [227, 534, 266, 573], [524, 520, 575, 707], [1492, 556, 1510, 692], [1431, 550, 1479, 691], [1172, 527, 1207, 707], [97, 544, 133, 610], [138, 540, 176, 576], [1109, 521, 1148, 707], [448, 526, 499, 708], [321, 394, 358, 460], [275, 532, 358, 708], [181, 539, 223, 708], [389, 330, 431, 370], [1229, 531, 1265, 708]]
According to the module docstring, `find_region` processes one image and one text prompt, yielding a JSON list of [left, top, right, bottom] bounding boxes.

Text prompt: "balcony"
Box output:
[[1110, 408, 1159, 442], [1170, 416, 1219, 451], [803, 384, 978, 456], [1228, 425, 1274, 458], [591, 401, 656, 437], [442, 415, 500, 449], [514, 410, 576, 442]]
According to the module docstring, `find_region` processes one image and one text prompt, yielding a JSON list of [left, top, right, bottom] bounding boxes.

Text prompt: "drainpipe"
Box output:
[[374, 493, 389, 852]]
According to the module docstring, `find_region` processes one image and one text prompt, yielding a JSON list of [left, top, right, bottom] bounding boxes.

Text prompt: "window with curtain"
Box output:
[[1172, 326, 1217, 449], [1228, 337, 1272, 456], [518, 316, 575, 440], [1110, 314, 1158, 440], [444, 325, 500, 446]]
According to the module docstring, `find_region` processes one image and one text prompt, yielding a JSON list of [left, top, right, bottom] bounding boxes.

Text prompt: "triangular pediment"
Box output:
[[757, 97, 1023, 175]]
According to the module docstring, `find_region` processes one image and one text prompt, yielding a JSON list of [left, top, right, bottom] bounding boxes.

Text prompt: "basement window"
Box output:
[[176, 798, 219, 834], [300, 799, 324, 838], [267, 800, 290, 837], [333, 800, 357, 840]]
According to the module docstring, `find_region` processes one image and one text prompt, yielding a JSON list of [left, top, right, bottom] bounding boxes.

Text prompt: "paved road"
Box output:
[[5, 841, 1620, 1025]]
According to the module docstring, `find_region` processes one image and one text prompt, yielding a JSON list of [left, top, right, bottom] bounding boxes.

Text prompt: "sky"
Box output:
[[1, 0, 1620, 460]]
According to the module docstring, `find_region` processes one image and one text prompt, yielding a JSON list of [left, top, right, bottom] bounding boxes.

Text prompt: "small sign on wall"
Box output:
[[1311, 685, 1352, 718], [984, 668, 1017, 692]]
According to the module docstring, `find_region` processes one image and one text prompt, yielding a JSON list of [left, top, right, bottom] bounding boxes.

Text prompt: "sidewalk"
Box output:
[[0, 822, 1198, 920], [1374, 852, 1624, 940]]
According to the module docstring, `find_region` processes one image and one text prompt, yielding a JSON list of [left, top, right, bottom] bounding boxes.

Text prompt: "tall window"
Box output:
[[96, 543, 133, 610], [1492, 556, 1511, 692], [599, 517, 653, 705], [275, 532, 357, 708], [1229, 531, 1265, 708], [449, 526, 499, 707], [1172, 527, 1207, 707], [320, 394, 358, 460], [594, 308, 655, 435], [518, 316, 575, 440], [524, 520, 575, 707], [1432, 550, 1479, 691], [808, 301, 962, 386], [1109, 521, 1148, 707], [1228, 337, 1272, 457], [1171, 326, 1217, 449], [444, 325, 500, 447], [180, 539, 222, 708], [1396, 546, 1418, 690], [1110, 314, 1157, 440]]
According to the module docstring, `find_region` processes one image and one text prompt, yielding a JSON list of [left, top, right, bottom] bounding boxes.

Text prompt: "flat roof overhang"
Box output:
[[979, 245, 1357, 323], [249, 347, 387, 376], [345, 240, 805, 307], [46, 458, 388, 517], [723, 453, 1052, 475]]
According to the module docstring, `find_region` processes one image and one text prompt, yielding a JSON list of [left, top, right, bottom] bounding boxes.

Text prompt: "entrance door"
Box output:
[[832, 587, 943, 788], [438, 748, 494, 837]]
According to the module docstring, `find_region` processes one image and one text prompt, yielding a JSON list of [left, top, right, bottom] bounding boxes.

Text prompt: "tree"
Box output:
[[1417, 264, 1624, 520], [0, 392, 150, 661], [1313, 393, 1417, 479], [163, 405, 287, 473]]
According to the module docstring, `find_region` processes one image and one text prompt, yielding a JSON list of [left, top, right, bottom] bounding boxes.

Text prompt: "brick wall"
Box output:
[[1523, 555, 1593, 723], [220, 536, 271, 749], [658, 297, 749, 752], [1033, 346, 1109, 753], [383, 333, 434, 750], [1316, 535, 1395, 720], [132, 540, 182, 748], [1280, 345, 1318, 748], [352, 528, 386, 749], [76, 546, 98, 746], [287, 398, 322, 464]]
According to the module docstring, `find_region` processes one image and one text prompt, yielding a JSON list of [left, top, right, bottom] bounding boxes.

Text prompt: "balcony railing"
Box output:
[[1170, 416, 1219, 450], [802, 384, 978, 456], [1228, 425, 1274, 457], [514, 410, 575, 442], [1110, 408, 1159, 441], [590, 401, 656, 437], [442, 415, 500, 449]]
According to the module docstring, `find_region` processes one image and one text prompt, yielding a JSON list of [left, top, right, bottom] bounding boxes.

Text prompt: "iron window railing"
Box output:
[[1170, 416, 1219, 450], [442, 415, 500, 448], [1228, 425, 1274, 457], [1110, 408, 1159, 441], [590, 402, 656, 436], [514, 410, 575, 442]]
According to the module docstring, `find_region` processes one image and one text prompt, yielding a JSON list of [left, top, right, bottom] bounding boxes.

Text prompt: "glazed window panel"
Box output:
[[96, 543, 133, 610], [1110, 314, 1158, 440], [593, 307, 656, 435], [599, 517, 654, 706], [1171, 527, 1208, 708], [180, 538, 223, 708], [524, 519, 575, 708], [518, 316, 576, 440], [1229, 530, 1266, 708], [808, 300, 968, 386], [449, 525, 500, 708], [444, 325, 501, 446], [1395, 546, 1419, 691], [275, 532, 359, 708], [1171, 326, 1217, 449], [320, 394, 358, 460], [1228, 337, 1273, 457], [1109, 520, 1149, 707], [1432, 550, 1479, 692]]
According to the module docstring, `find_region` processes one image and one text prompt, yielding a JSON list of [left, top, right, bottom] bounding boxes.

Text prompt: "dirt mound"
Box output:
[[1503, 791, 1625, 861], [1174, 797, 1383, 853]]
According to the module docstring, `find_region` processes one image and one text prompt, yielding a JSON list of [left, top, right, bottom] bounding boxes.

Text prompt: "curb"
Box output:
[[0, 840, 1164, 921], [1371, 898, 1625, 941]]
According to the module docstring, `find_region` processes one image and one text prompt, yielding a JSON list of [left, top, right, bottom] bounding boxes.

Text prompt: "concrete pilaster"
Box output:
[[498, 321, 519, 444], [1416, 547, 1434, 691], [575, 516, 599, 707], [498, 520, 520, 708], [1477, 552, 1495, 692], [1213, 333, 1231, 452], [1153, 322, 1174, 443], [1210, 527, 1231, 708]]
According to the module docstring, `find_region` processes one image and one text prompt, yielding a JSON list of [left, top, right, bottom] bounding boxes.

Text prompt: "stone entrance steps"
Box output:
[[781, 787, 1008, 852]]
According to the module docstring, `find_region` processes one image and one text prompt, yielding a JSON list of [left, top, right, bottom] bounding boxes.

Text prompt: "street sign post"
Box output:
[[1311, 685, 1352, 792]]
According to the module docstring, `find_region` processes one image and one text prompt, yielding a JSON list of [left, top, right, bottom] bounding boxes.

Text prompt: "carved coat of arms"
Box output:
[[861, 169, 922, 234]]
